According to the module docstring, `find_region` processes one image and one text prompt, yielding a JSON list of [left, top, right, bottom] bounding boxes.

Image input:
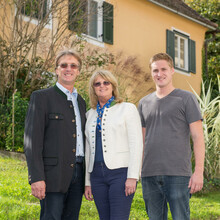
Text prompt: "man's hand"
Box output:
[[31, 181, 46, 200], [125, 178, 137, 196], [188, 171, 203, 194], [84, 186, 93, 201]]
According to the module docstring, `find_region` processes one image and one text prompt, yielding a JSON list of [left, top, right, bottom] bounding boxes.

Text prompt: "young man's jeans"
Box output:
[[142, 176, 191, 220]]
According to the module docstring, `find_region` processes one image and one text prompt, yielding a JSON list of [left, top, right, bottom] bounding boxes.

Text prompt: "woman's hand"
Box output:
[[125, 178, 137, 196], [84, 186, 93, 201]]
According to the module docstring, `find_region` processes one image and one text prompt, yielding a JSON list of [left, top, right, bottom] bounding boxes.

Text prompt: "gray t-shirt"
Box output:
[[138, 89, 202, 177]]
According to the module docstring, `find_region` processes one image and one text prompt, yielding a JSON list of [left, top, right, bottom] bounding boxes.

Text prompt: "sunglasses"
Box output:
[[58, 63, 79, 69], [93, 81, 111, 87]]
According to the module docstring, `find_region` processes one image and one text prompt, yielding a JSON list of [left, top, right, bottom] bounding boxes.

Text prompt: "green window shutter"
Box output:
[[189, 39, 196, 73], [68, 0, 87, 32], [103, 2, 113, 44], [68, 0, 76, 31], [21, 0, 47, 20], [42, 0, 48, 19], [166, 29, 175, 62]]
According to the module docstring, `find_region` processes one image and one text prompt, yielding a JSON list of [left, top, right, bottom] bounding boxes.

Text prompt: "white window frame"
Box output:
[[81, 0, 104, 47], [175, 34, 188, 71], [17, 0, 52, 29], [172, 28, 190, 75]]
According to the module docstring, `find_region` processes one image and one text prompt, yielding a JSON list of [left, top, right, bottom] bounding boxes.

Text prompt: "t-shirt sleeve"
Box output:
[[185, 93, 202, 124], [138, 100, 146, 128]]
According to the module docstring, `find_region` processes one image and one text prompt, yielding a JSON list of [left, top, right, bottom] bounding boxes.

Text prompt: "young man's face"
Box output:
[[56, 55, 80, 87], [151, 60, 174, 89]]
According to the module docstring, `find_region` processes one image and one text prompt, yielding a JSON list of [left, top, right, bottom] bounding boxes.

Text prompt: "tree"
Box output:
[[184, 0, 220, 99], [0, 0, 115, 150], [0, 0, 152, 151], [0, 0, 89, 102]]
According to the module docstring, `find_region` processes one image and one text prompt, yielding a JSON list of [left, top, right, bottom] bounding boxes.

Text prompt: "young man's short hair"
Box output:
[[149, 53, 174, 69]]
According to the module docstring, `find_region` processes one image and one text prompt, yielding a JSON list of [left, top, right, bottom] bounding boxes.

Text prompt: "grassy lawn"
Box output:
[[0, 156, 219, 220]]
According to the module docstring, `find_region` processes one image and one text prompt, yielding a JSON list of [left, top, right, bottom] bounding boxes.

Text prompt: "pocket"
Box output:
[[43, 157, 58, 171], [48, 113, 64, 120], [43, 157, 58, 165]]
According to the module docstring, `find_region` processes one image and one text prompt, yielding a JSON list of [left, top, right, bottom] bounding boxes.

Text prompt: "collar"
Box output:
[[56, 82, 78, 96]]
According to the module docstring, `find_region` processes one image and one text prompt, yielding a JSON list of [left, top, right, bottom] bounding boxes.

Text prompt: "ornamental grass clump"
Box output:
[[190, 77, 220, 180]]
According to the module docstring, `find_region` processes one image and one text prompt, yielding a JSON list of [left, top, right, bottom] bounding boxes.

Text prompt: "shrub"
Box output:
[[191, 77, 220, 180], [4, 92, 29, 152]]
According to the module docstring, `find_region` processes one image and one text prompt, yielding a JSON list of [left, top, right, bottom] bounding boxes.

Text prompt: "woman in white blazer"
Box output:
[[84, 70, 143, 220]]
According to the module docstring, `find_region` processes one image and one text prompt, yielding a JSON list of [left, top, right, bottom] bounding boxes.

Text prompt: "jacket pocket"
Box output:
[[43, 157, 58, 171], [48, 113, 64, 120]]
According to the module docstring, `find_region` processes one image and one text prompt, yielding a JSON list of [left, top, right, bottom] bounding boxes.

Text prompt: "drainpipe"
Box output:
[[204, 29, 220, 79]]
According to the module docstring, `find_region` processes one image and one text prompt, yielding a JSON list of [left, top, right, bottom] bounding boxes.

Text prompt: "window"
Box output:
[[166, 29, 196, 73], [20, 0, 52, 29], [21, 0, 48, 20], [69, 0, 113, 45]]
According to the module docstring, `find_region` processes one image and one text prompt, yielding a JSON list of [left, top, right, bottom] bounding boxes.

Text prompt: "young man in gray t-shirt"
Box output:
[[138, 53, 205, 220]]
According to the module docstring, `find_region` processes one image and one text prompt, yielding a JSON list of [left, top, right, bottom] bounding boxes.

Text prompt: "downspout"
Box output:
[[204, 29, 220, 79]]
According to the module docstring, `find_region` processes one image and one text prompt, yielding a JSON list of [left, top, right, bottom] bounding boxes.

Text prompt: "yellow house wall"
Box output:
[[108, 0, 208, 98], [1, 0, 210, 101]]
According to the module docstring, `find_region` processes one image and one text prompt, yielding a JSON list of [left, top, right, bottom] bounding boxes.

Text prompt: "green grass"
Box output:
[[0, 156, 219, 220]]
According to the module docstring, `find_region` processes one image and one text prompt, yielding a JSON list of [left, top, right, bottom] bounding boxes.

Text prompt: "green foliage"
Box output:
[[184, 0, 220, 99], [0, 156, 220, 220], [190, 78, 220, 180], [202, 178, 220, 193], [1, 93, 29, 152], [21, 0, 47, 20]]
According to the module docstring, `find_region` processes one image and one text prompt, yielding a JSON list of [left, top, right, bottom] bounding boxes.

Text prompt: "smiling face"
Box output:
[[93, 76, 113, 102], [151, 59, 174, 89], [55, 55, 80, 89]]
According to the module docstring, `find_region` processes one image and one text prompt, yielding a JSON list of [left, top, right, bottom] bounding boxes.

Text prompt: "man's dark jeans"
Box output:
[[40, 163, 84, 220]]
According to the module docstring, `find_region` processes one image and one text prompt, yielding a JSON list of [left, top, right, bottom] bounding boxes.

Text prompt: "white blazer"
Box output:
[[85, 102, 143, 186]]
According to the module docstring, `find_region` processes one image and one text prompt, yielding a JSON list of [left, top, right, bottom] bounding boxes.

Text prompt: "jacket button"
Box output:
[[72, 119, 75, 123], [70, 105, 73, 108], [70, 164, 74, 168], [73, 134, 76, 138], [72, 149, 76, 153], [55, 115, 58, 119]]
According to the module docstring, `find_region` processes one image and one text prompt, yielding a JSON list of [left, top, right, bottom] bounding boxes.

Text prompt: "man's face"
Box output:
[[56, 55, 80, 87], [151, 60, 174, 89]]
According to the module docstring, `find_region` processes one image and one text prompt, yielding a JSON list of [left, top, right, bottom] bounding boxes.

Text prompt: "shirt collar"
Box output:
[[56, 82, 78, 96]]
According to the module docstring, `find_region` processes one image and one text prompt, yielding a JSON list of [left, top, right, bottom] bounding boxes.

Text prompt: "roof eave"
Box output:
[[147, 0, 217, 31]]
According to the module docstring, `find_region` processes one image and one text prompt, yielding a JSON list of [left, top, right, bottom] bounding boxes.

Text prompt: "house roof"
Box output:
[[147, 0, 218, 30]]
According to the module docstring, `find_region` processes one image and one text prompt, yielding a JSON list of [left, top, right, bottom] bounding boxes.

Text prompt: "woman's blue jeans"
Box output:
[[91, 162, 134, 220], [141, 176, 191, 220]]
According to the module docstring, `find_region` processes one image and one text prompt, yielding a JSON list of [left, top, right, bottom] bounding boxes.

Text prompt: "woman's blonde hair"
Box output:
[[89, 70, 123, 109]]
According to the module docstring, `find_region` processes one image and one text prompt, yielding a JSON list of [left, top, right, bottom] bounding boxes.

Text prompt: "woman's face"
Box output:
[[93, 76, 113, 101]]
